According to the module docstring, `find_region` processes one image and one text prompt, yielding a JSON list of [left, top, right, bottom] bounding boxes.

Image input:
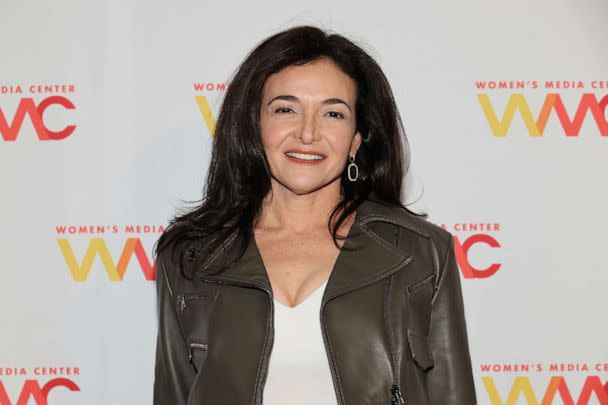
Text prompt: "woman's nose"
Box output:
[[297, 113, 320, 143]]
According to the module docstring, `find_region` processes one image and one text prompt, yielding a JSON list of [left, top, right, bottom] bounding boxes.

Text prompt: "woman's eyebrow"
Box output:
[[267, 95, 352, 111]]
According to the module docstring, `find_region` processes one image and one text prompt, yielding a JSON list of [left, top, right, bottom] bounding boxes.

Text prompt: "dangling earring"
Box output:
[[347, 154, 359, 182]]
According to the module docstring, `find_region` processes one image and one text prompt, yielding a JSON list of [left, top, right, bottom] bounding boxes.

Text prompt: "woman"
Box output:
[[153, 25, 477, 405]]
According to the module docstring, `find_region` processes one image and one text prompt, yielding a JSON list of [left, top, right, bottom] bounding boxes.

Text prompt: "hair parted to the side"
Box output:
[[153, 24, 427, 279]]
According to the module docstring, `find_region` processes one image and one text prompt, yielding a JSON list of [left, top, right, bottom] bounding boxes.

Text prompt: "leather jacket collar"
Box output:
[[200, 197, 431, 305]]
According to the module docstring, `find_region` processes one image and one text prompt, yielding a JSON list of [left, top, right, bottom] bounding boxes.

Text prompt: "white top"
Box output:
[[262, 280, 337, 404]]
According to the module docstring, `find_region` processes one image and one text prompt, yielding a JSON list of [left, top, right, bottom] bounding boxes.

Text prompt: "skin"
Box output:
[[254, 57, 362, 308]]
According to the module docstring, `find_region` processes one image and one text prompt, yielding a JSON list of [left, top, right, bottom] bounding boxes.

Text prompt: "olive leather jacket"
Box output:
[[153, 198, 477, 404]]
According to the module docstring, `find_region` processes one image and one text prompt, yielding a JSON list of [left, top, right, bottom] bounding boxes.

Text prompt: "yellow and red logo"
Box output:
[[56, 224, 163, 281], [480, 362, 608, 404], [476, 80, 608, 137]]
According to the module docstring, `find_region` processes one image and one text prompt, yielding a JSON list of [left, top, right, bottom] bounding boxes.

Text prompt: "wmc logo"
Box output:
[[0, 379, 79, 405], [441, 222, 503, 279], [0, 97, 76, 141], [57, 237, 157, 281], [482, 376, 608, 404], [480, 362, 608, 404], [0, 366, 80, 405], [454, 234, 502, 279], [477, 93, 608, 137], [475, 80, 608, 137], [55, 224, 164, 281]]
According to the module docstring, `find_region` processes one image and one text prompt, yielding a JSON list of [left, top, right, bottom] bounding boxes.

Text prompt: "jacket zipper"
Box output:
[[176, 293, 211, 311], [391, 384, 405, 404], [256, 286, 274, 405], [187, 341, 209, 366], [385, 276, 405, 404]]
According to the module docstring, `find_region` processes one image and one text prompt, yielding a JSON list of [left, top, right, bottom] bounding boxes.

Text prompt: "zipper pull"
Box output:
[[391, 384, 405, 404], [177, 294, 186, 311]]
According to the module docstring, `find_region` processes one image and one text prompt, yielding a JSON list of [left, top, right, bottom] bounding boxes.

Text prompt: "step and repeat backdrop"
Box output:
[[1, 0, 606, 404]]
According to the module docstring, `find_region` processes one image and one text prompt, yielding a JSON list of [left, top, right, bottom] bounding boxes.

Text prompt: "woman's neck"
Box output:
[[255, 184, 344, 234]]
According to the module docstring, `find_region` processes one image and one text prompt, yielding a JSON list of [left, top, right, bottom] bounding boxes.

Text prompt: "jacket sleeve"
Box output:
[[153, 250, 196, 404], [426, 233, 477, 404]]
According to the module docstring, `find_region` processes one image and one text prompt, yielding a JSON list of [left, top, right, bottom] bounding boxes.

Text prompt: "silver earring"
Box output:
[[347, 155, 359, 182]]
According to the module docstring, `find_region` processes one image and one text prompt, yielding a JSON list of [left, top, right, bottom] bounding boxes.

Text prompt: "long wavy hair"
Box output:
[[154, 24, 427, 279]]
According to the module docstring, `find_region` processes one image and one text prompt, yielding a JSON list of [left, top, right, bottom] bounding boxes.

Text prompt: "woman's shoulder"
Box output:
[[399, 207, 452, 245], [156, 231, 220, 287], [360, 198, 453, 247]]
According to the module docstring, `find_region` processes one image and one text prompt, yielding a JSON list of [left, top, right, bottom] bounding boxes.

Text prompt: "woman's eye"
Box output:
[[275, 107, 294, 113], [328, 111, 345, 119]]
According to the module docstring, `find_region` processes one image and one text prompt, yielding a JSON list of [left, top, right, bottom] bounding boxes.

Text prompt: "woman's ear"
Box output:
[[350, 131, 363, 156]]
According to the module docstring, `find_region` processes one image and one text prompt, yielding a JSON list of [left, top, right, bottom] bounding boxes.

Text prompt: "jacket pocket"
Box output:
[[187, 338, 209, 373], [405, 273, 435, 372], [175, 291, 217, 373]]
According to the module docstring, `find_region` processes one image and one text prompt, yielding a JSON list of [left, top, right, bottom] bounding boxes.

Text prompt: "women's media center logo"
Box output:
[[480, 362, 608, 404], [0, 367, 80, 405], [476, 80, 608, 137], [0, 84, 77, 142], [56, 224, 164, 282]]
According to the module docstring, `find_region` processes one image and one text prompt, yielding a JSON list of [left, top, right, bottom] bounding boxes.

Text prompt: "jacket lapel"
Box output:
[[200, 198, 429, 302]]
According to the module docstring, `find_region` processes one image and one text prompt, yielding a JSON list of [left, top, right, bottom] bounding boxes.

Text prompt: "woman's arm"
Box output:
[[153, 251, 196, 404], [426, 233, 477, 404]]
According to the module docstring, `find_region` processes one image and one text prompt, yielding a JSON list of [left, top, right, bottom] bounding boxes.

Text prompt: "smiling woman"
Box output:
[[153, 25, 477, 405], [259, 58, 361, 198]]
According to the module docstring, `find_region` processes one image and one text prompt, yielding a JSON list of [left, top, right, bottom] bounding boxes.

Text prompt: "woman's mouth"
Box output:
[[284, 151, 326, 163]]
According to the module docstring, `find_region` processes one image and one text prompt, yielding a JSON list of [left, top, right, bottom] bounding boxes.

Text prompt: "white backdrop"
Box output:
[[1, 0, 607, 404]]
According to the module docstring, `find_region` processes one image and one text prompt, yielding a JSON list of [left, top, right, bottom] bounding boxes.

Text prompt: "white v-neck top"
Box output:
[[262, 280, 337, 404]]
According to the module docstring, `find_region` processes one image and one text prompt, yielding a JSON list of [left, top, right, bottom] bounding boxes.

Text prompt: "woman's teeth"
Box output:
[[285, 152, 325, 160]]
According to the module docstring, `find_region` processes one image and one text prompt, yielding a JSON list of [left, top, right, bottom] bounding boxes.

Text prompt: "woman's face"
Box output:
[[259, 57, 362, 197]]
